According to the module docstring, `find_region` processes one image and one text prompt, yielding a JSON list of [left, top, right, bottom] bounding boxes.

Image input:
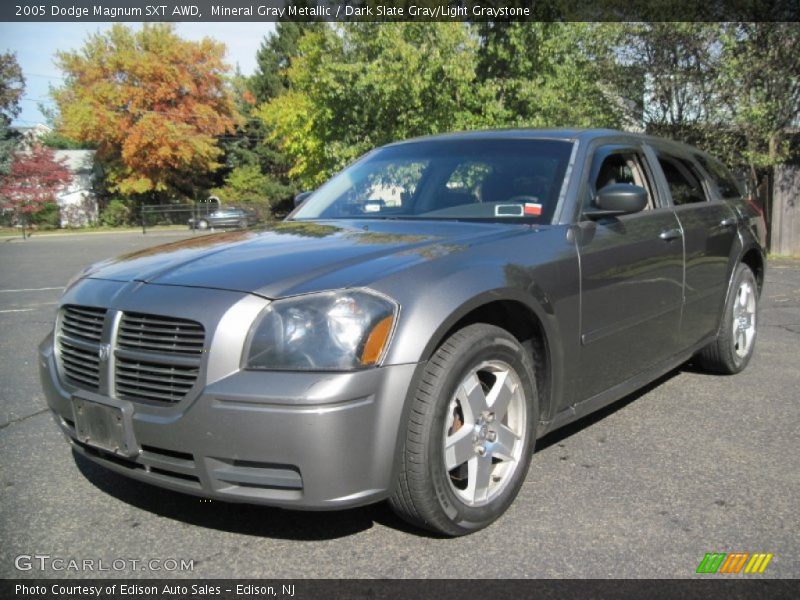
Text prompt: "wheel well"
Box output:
[[741, 248, 765, 294], [438, 300, 551, 423]]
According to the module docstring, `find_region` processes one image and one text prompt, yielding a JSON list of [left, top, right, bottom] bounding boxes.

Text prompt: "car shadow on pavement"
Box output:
[[535, 368, 681, 452], [73, 451, 429, 540], [74, 367, 683, 541]]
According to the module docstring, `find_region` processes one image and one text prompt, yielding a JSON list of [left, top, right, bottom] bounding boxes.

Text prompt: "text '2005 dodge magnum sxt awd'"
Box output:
[[39, 129, 766, 536]]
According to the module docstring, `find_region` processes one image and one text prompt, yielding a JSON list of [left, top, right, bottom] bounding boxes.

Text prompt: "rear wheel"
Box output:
[[196, 219, 209, 230], [390, 324, 538, 536], [695, 263, 758, 374]]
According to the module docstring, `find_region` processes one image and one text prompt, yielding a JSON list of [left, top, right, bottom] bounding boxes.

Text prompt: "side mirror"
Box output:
[[586, 183, 648, 218], [294, 191, 313, 208]]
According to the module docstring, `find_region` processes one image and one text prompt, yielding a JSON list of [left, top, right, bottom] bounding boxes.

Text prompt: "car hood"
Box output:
[[82, 220, 533, 299]]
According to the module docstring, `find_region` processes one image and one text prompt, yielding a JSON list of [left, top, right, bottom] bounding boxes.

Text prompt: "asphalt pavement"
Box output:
[[0, 231, 798, 578]]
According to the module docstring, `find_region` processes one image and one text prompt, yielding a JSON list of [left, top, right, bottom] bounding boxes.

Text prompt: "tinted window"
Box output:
[[656, 153, 708, 205], [293, 139, 574, 223], [694, 154, 743, 199]]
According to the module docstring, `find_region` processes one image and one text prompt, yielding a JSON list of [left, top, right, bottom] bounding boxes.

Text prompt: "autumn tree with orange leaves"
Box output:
[[52, 24, 238, 199]]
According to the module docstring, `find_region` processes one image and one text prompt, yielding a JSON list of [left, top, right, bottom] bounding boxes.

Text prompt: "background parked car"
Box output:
[[188, 207, 258, 230]]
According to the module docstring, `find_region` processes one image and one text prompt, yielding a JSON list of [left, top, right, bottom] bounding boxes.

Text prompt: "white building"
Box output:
[[53, 149, 97, 227]]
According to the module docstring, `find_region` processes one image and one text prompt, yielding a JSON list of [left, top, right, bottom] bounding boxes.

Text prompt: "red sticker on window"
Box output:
[[524, 203, 542, 216]]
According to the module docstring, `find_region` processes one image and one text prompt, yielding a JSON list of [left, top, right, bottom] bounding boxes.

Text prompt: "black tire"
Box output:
[[196, 219, 209, 230], [390, 323, 538, 536], [238, 218, 249, 229], [695, 263, 759, 374]]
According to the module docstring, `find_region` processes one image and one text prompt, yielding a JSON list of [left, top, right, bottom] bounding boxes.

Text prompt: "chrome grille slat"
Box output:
[[57, 306, 106, 390], [60, 305, 105, 343], [116, 362, 197, 377], [115, 385, 185, 403], [121, 327, 203, 343], [114, 310, 203, 403], [118, 312, 204, 357], [116, 370, 196, 385], [61, 322, 103, 338], [60, 357, 100, 378], [119, 323, 204, 336], [116, 339, 204, 353], [59, 346, 100, 364]]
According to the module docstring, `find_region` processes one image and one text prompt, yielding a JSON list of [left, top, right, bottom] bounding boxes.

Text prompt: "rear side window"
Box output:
[[694, 154, 743, 199], [656, 152, 708, 205]]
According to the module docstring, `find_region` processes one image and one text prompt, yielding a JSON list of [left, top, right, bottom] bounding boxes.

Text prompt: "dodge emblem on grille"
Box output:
[[98, 344, 111, 361]]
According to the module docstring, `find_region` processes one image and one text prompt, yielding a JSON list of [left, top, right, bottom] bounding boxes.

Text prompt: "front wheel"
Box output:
[[695, 263, 759, 374], [390, 324, 538, 536]]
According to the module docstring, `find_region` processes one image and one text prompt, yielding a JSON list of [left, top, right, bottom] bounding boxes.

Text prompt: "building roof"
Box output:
[[54, 150, 95, 174]]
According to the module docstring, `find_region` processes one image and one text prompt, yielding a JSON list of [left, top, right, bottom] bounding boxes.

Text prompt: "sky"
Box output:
[[0, 22, 276, 126]]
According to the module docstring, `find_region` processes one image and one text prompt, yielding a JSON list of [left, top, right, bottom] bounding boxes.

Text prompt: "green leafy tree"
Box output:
[[224, 21, 326, 209], [259, 23, 498, 187], [475, 23, 625, 128], [717, 23, 800, 171], [251, 20, 324, 104], [0, 52, 25, 176]]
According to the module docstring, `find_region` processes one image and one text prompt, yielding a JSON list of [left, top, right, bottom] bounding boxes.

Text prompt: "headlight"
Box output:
[[243, 290, 398, 371]]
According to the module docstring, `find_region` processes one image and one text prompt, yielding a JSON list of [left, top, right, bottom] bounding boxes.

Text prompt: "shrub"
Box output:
[[100, 198, 131, 227], [28, 202, 61, 230]]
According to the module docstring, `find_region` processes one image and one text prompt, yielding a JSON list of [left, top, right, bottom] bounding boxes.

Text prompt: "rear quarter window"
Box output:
[[694, 154, 743, 199]]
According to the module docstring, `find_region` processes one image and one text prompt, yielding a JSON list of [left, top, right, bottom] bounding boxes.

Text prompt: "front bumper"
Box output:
[[39, 313, 418, 510]]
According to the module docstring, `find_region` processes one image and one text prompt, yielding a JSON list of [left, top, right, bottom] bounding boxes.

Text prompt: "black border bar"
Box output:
[[2, 1, 799, 22], [3, 579, 800, 600]]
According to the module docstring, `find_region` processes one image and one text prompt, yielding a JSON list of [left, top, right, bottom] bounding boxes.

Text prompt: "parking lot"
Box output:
[[0, 230, 798, 578]]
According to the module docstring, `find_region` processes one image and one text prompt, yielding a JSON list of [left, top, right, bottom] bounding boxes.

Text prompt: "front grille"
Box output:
[[59, 338, 101, 389], [118, 312, 204, 355], [115, 357, 200, 404], [55, 305, 205, 405], [61, 305, 105, 342], [57, 305, 106, 390]]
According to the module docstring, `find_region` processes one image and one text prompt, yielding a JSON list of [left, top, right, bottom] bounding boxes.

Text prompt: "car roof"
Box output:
[[388, 128, 707, 156]]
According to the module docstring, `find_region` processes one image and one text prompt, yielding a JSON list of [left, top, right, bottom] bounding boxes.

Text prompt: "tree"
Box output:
[[717, 23, 800, 172], [475, 23, 626, 129], [1, 145, 71, 238], [0, 52, 24, 119], [250, 21, 324, 104], [0, 52, 25, 176], [215, 67, 296, 212], [598, 23, 723, 140], [220, 21, 325, 210], [52, 24, 238, 198], [259, 23, 498, 187]]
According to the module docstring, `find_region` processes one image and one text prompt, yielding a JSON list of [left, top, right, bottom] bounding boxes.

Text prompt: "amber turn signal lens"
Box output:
[[360, 315, 394, 366]]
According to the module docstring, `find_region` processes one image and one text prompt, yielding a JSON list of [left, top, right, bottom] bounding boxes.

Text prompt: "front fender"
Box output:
[[382, 262, 560, 365]]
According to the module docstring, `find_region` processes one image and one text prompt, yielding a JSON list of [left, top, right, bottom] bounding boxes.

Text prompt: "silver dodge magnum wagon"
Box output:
[[39, 129, 766, 535]]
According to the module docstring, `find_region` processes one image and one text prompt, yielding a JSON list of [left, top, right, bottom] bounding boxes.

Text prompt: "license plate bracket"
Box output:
[[72, 395, 137, 457]]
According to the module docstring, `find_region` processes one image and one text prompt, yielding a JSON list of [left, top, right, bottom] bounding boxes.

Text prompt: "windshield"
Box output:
[[292, 138, 574, 223]]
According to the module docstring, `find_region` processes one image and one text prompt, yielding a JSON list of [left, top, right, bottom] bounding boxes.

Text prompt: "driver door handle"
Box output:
[[659, 228, 682, 241]]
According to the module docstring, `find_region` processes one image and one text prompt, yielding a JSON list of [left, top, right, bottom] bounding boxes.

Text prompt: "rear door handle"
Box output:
[[720, 217, 737, 228], [659, 228, 682, 241]]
